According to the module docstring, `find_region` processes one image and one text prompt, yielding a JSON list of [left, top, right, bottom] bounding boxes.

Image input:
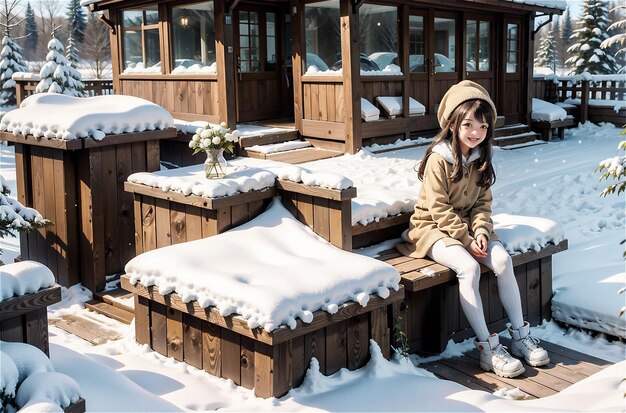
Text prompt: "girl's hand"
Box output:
[[476, 234, 489, 253], [467, 237, 488, 258]]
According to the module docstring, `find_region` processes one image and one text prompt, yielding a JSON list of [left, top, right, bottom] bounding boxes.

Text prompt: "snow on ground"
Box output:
[[1, 121, 625, 411]]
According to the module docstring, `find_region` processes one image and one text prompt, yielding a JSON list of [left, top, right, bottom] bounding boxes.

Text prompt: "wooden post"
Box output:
[[340, 0, 361, 154], [400, 4, 410, 138], [216, 0, 237, 131], [580, 80, 589, 123], [291, 0, 304, 134], [108, 8, 122, 95], [523, 14, 534, 126]]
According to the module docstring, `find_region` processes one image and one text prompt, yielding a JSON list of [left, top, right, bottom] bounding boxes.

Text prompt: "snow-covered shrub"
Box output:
[[0, 175, 51, 264], [0, 351, 19, 410]]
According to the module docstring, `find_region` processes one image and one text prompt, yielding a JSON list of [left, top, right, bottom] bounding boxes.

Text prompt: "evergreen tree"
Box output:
[[0, 35, 28, 106], [601, 3, 626, 72], [562, 6, 573, 47], [65, 33, 79, 67], [66, 0, 87, 43], [565, 0, 619, 74], [36, 36, 85, 97], [24, 2, 38, 59], [535, 29, 558, 73]]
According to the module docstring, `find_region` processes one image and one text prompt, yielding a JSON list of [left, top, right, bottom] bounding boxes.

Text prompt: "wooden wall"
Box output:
[[119, 78, 220, 122]]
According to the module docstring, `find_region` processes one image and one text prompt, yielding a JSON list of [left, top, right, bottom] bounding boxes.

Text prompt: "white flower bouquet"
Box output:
[[189, 122, 241, 155]]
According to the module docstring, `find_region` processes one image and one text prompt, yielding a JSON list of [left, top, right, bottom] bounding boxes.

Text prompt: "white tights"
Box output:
[[428, 239, 524, 342]]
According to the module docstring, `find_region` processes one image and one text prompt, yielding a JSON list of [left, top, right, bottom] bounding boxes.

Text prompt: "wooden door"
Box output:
[[464, 14, 495, 100], [235, 6, 287, 121], [500, 17, 523, 124], [430, 11, 461, 114]]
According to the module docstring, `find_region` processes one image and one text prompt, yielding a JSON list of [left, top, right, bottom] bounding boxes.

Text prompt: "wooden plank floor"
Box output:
[[421, 337, 612, 399]]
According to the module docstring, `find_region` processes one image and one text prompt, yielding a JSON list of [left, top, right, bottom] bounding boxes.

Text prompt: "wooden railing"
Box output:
[[533, 76, 626, 124], [14, 78, 114, 106]]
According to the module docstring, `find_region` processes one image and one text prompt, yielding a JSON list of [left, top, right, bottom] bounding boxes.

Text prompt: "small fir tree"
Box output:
[[66, 0, 87, 43], [36, 36, 85, 97], [65, 33, 79, 67], [535, 26, 558, 73], [0, 35, 28, 106], [24, 2, 38, 59], [562, 6, 573, 47], [565, 0, 620, 74], [0, 175, 51, 264]]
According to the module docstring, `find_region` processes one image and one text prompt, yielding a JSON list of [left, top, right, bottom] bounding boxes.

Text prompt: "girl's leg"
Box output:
[[428, 240, 490, 342], [477, 241, 524, 330]]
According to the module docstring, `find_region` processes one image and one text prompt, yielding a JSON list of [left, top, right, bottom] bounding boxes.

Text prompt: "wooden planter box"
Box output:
[[121, 276, 403, 398], [124, 182, 276, 254], [1, 130, 177, 291], [0, 285, 61, 356], [385, 240, 568, 354]]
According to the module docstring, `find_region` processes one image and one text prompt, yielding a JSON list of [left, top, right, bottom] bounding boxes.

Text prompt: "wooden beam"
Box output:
[[225, 0, 240, 14], [98, 13, 116, 35], [215, 0, 237, 130], [340, 0, 361, 154]]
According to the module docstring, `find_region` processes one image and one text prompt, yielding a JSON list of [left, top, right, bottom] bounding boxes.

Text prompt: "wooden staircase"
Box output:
[[239, 128, 343, 164], [85, 287, 134, 325], [494, 123, 543, 148]]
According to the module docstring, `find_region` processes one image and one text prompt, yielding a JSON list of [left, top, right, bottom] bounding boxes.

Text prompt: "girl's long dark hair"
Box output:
[[418, 99, 496, 188]]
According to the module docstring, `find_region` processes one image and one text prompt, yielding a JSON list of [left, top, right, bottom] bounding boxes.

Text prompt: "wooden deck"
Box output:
[[422, 337, 612, 399]]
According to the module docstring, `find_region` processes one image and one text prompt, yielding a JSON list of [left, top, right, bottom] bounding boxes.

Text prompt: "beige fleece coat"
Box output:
[[397, 142, 498, 258]]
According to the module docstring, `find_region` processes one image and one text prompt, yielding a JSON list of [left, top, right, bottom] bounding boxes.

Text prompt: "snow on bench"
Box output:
[[121, 199, 403, 398], [531, 98, 576, 141], [376, 96, 426, 118], [361, 98, 380, 122]]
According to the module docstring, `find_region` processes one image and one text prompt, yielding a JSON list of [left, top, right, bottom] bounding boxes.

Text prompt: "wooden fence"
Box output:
[[14, 78, 114, 106]]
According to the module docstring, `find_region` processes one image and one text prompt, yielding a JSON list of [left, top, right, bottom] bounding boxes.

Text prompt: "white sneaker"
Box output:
[[508, 322, 550, 367], [475, 334, 525, 378]]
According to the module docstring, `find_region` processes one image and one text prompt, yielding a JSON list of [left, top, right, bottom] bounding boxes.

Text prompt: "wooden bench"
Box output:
[[0, 285, 61, 356], [377, 240, 568, 354], [531, 117, 576, 141]]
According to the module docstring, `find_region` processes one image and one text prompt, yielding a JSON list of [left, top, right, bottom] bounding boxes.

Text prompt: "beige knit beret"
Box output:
[[437, 80, 497, 128]]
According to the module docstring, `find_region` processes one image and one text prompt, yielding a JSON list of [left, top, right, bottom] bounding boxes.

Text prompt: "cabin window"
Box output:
[[121, 6, 161, 73], [171, 2, 216, 74], [434, 17, 456, 73], [304, 0, 340, 73], [359, 4, 398, 73], [239, 11, 261, 72], [506, 23, 519, 73], [409, 15, 425, 73], [465, 20, 490, 71]]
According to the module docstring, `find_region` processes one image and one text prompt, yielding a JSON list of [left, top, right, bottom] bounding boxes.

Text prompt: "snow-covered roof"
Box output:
[[508, 0, 566, 11], [0, 94, 174, 141], [125, 199, 400, 332]]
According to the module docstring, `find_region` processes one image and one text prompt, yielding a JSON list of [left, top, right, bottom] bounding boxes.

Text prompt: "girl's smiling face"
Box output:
[[455, 112, 488, 156]]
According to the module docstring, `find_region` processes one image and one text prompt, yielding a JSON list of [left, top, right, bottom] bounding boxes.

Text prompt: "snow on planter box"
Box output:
[[124, 156, 356, 254], [0, 94, 177, 292], [121, 199, 403, 398], [0, 261, 61, 356]]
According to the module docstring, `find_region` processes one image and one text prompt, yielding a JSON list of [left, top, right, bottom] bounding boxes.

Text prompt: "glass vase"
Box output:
[[204, 148, 228, 179]]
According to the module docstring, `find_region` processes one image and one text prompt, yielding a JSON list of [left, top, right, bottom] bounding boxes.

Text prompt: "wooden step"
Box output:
[[92, 287, 134, 313], [85, 299, 134, 325], [50, 313, 124, 345], [265, 147, 343, 164], [238, 130, 299, 148], [494, 131, 541, 147], [495, 123, 531, 137]]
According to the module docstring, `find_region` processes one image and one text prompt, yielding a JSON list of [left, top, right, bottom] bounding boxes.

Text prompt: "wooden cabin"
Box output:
[[85, 0, 565, 153]]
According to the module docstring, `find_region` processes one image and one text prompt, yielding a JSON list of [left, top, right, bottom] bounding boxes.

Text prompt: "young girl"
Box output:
[[397, 81, 549, 378]]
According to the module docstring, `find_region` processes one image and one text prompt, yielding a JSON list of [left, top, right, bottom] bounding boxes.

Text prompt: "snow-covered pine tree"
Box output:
[[66, 0, 87, 43], [565, 0, 620, 74], [601, 4, 626, 73], [36, 37, 85, 97], [535, 28, 558, 73], [0, 175, 50, 264], [562, 6, 573, 47], [24, 2, 38, 59], [66, 33, 79, 67], [0, 35, 28, 106]]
